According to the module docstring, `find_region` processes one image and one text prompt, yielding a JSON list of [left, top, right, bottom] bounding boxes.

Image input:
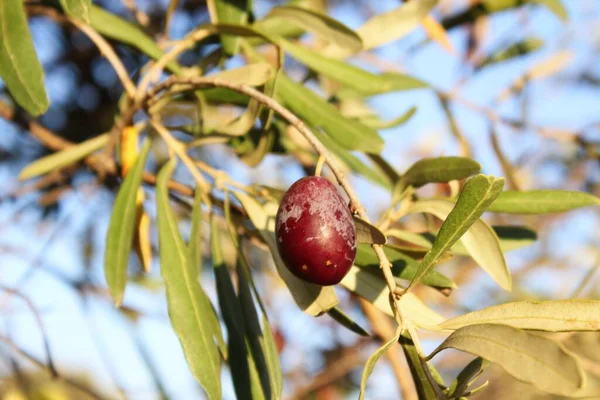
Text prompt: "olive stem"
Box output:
[[314, 155, 326, 177], [137, 76, 402, 321]]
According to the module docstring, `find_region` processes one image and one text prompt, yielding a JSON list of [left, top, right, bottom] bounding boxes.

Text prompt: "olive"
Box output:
[[275, 176, 357, 286]]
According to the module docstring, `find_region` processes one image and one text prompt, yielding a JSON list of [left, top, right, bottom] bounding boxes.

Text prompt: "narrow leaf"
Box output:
[[210, 63, 274, 87], [211, 215, 253, 400], [0, 0, 49, 116], [156, 160, 222, 399], [19, 134, 108, 180], [354, 244, 456, 291], [359, 329, 401, 400], [207, 0, 250, 54], [327, 306, 370, 337], [188, 187, 204, 276], [488, 190, 600, 214], [104, 139, 151, 306], [354, 216, 386, 245], [358, 0, 437, 50], [400, 156, 481, 188], [448, 357, 489, 398], [340, 265, 445, 328], [438, 300, 600, 332], [281, 40, 427, 96], [263, 6, 362, 52], [277, 73, 384, 154], [407, 175, 506, 291], [89, 5, 181, 74], [261, 314, 283, 399], [233, 192, 338, 316], [59, 0, 91, 23], [360, 107, 416, 129], [408, 197, 510, 291], [532, 0, 568, 21], [428, 324, 585, 396]]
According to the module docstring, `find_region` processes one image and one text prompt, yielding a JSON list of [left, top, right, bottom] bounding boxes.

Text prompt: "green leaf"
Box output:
[[89, 5, 181, 74], [359, 329, 401, 400], [233, 193, 338, 316], [210, 63, 275, 87], [532, 0, 568, 21], [59, 0, 91, 23], [354, 244, 456, 291], [477, 38, 544, 69], [360, 106, 417, 129], [19, 134, 108, 180], [358, 0, 437, 50], [262, 5, 362, 52], [407, 175, 506, 291], [447, 357, 489, 399], [207, 0, 250, 54], [276, 73, 384, 153], [281, 40, 427, 96], [188, 187, 204, 275], [488, 190, 600, 214], [104, 139, 151, 306], [354, 216, 386, 245], [261, 314, 283, 399], [0, 0, 49, 116], [400, 156, 481, 189], [438, 300, 600, 332], [400, 330, 439, 400], [327, 306, 370, 337], [340, 265, 445, 328], [428, 324, 585, 396], [156, 160, 222, 399]]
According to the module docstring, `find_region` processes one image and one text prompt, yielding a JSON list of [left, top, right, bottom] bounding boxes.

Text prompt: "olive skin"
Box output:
[[275, 176, 357, 286]]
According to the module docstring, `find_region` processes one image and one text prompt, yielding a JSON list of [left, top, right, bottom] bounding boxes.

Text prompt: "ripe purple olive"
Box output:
[[275, 176, 357, 286]]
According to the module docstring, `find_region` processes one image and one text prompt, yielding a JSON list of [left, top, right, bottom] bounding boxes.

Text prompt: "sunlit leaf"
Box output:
[[0, 0, 49, 116], [262, 5, 362, 52], [354, 216, 386, 245], [210, 63, 275, 87], [19, 134, 108, 180], [281, 40, 427, 96], [438, 300, 600, 332], [358, 0, 436, 50], [407, 198, 510, 290], [89, 5, 181, 74], [532, 0, 568, 21], [233, 192, 339, 316], [188, 187, 204, 275], [407, 175, 507, 291], [359, 328, 400, 400], [276, 74, 384, 154], [340, 265, 444, 328], [327, 306, 370, 337], [477, 38, 544, 69], [422, 14, 455, 54], [156, 160, 222, 399], [104, 139, 151, 306], [59, 0, 91, 23], [207, 0, 250, 54], [261, 314, 283, 399], [488, 190, 600, 214], [428, 324, 585, 396]]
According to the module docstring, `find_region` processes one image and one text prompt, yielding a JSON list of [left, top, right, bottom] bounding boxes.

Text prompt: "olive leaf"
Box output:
[[488, 190, 600, 214], [353, 216, 386, 245], [359, 328, 401, 400], [428, 324, 585, 396], [437, 300, 600, 332], [327, 306, 370, 337], [104, 139, 151, 306], [207, 0, 250, 54], [59, 0, 91, 22]]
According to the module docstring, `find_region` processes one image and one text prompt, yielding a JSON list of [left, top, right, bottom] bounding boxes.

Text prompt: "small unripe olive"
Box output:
[[275, 176, 357, 286]]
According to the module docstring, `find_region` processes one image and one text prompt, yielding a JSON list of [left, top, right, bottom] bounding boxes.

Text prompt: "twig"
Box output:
[[140, 76, 401, 321], [26, 6, 136, 97], [0, 286, 57, 378], [0, 334, 104, 399]]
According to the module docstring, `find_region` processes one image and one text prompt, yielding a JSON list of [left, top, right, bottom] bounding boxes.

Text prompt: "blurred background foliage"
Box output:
[[0, 0, 599, 399]]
